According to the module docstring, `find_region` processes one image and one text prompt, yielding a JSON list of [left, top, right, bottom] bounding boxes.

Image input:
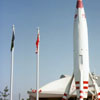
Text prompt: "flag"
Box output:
[[36, 33, 40, 54], [10, 26, 15, 52]]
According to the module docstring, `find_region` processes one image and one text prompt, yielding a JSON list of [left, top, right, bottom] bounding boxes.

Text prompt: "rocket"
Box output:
[[62, 0, 100, 100], [73, 0, 89, 99]]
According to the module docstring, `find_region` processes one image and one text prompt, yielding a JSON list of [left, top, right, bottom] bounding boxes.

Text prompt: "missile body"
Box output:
[[62, 0, 100, 100], [73, 0, 90, 99]]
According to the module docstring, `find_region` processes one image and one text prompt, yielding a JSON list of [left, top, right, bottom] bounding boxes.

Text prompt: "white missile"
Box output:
[[62, 0, 100, 100], [73, 0, 89, 99]]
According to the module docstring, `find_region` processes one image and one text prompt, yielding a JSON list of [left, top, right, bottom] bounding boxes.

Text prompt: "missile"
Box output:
[[73, 0, 90, 99], [62, 0, 90, 100], [62, 0, 100, 100]]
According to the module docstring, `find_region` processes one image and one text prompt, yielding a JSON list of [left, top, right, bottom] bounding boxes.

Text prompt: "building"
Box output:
[[28, 73, 100, 100]]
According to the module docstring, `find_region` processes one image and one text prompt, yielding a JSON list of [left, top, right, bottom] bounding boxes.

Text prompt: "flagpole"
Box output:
[[10, 25, 15, 100], [36, 27, 40, 100], [10, 46, 14, 100]]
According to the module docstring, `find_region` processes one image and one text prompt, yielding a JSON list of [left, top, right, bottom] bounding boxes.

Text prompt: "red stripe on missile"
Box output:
[[83, 86, 88, 89], [76, 0, 83, 9], [83, 81, 88, 84], [98, 92, 100, 95], [76, 81, 80, 84], [80, 90, 83, 93], [64, 93, 67, 96], [76, 86, 80, 89], [80, 96, 83, 98]]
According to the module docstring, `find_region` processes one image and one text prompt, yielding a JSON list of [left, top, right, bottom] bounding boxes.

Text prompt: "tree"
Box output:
[[0, 86, 9, 100]]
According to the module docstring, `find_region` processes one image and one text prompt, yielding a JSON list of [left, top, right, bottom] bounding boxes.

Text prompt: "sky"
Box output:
[[0, 0, 100, 99]]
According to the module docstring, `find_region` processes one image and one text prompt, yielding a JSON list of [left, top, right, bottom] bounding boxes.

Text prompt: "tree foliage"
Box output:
[[0, 86, 9, 100]]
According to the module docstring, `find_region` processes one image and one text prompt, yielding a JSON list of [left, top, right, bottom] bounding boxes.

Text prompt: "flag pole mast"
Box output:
[[10, 25, 15, 100], [36, 27, 40, 100]]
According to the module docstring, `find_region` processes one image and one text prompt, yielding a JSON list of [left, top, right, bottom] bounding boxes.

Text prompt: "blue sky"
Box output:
[[0, 0, 100, 99]]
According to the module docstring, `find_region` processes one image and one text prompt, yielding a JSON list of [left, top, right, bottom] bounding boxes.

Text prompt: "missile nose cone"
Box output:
[[76, 0, 83, 9]]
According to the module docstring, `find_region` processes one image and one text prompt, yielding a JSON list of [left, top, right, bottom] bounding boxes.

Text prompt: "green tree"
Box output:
[[27, 98, 30, 100], [0, 86, 9, 100]]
